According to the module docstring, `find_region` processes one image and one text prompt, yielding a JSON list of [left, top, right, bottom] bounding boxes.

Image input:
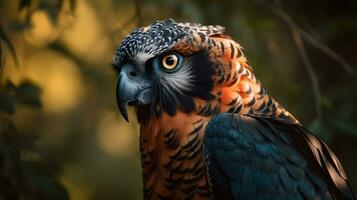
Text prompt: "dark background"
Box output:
[[0, 0, 356, 199]]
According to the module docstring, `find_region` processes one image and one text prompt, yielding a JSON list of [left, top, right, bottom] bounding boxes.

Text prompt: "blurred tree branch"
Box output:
[[0, 20, 19, 68], [113, 0, 144, 42], [135, 0, 143, 26], [0, 43, 5, 85], [252, 0, 355, 123], [272, 4, 323, 121], [114, 14, 136, 39], [299, 29, 354, 74]]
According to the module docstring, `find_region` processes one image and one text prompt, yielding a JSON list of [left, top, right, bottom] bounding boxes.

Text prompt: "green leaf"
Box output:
[[4, 81, 17, 93], [18, 0, 33, 11], [69, 0, 77, 13], [29, 174, 69, 200], [0, 25, 19, 67], [0, 43, 4, 82], [14, 81, 42, 108], [38, 0, 64, 25], [8, 21, 32, 32], [24, 161, 69, 200], [0, 90, 15, 115]]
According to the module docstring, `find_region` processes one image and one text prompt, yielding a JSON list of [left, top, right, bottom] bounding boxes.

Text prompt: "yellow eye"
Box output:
[[161, 54, 179, 70]]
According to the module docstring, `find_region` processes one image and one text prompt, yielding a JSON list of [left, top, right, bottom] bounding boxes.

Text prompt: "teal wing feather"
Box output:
[[204, 113, 355, 200]]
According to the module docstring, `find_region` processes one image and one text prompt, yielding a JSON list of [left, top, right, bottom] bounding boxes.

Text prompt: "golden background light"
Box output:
[[96, 111, 137, 158], [25, 10, 59, 47], [24, 49, 84, 113], [59, 0, 113, 65]]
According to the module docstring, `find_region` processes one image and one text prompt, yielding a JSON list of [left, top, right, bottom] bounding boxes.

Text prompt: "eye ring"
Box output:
[[161, 53, 179, 70]]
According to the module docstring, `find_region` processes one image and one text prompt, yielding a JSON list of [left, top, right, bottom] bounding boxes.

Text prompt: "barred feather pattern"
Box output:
[[139, 112, 212, 199], [172, 32, 299, 124]]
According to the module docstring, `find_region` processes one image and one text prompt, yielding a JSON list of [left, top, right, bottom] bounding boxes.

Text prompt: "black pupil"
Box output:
[[165, 56, 175, 66]]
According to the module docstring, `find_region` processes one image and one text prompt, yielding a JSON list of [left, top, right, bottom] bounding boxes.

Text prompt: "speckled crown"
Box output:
[[113, 18, 225, 66]]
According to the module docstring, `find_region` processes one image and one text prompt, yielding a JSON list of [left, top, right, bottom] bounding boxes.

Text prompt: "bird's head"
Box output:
[[113, 19, 254, 123]]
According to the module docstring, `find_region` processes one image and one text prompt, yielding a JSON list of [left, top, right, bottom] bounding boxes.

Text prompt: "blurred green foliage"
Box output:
[[0, 116, 69, 200], [0, 80, 42, 114], [0, 0, 356, 199]]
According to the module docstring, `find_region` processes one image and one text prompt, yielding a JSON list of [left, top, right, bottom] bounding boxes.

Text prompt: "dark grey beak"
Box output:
[[116, 63, 152, 122]]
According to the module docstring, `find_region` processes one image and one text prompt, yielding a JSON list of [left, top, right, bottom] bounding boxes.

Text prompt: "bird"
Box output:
[[113, 19, 355, 200]]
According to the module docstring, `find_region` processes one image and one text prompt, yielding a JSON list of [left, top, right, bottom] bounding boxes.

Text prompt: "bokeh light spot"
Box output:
[[25, 50, 84, 113], [96, 111, 137, 158], [24, 11, 59, 46]]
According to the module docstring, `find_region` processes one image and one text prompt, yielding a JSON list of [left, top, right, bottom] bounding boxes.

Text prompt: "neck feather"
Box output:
[[138, 112, 212, 199]]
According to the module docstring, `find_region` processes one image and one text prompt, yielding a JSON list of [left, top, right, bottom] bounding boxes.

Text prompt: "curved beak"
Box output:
[[116, 63, 152, 122]]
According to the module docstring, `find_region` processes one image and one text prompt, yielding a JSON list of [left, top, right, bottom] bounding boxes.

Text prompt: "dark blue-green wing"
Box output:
[[204, 113, 355, 200]]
